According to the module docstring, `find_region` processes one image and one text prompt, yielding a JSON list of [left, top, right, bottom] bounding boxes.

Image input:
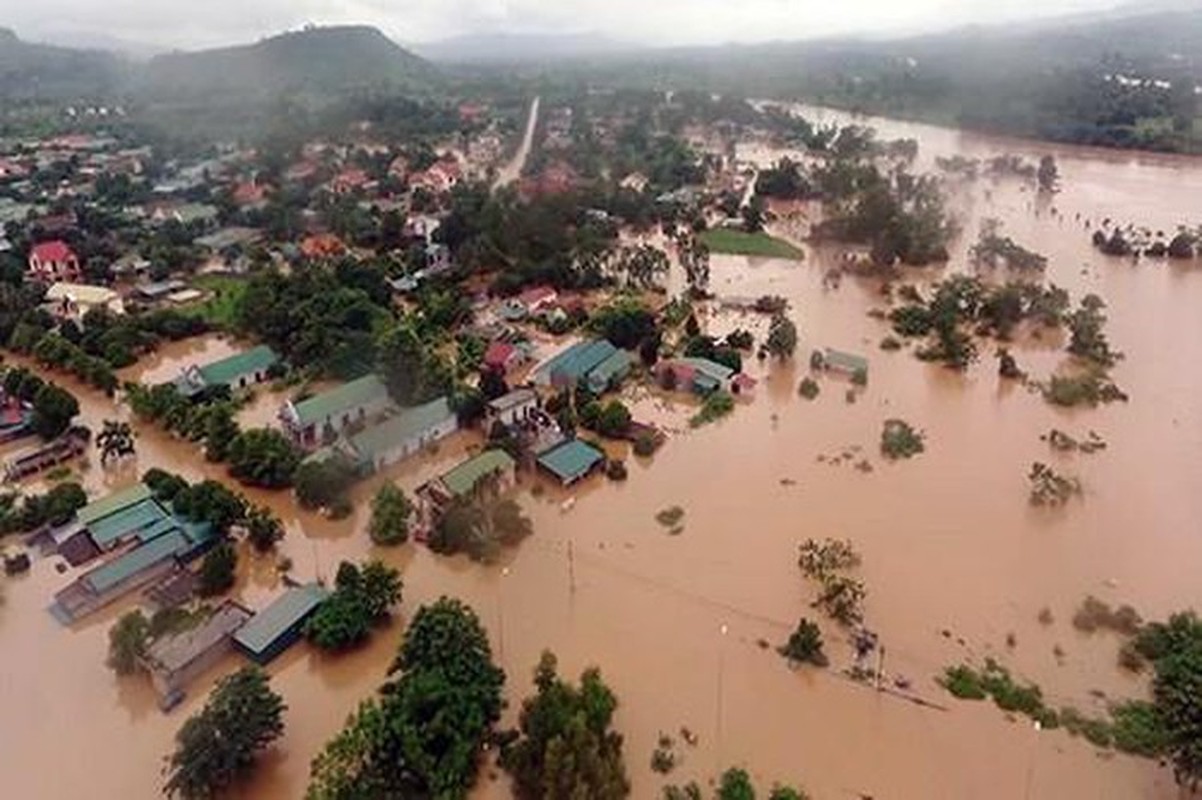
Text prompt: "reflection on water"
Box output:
[[5, 109, 1202, 799]]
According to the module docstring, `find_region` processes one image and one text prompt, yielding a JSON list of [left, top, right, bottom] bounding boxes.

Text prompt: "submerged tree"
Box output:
[[96, 419, 135, 465], [765, 313, 798, 360], [501, 650, 631, 800], [368, 483, 414, 546], [164, 667, 285, 799]]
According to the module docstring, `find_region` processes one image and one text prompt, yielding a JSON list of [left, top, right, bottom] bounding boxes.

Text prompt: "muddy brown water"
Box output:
[[4, 108, 1202, 799]]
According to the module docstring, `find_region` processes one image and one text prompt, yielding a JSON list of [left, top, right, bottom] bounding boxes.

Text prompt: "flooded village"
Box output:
[[2, 41, 1202, 800]]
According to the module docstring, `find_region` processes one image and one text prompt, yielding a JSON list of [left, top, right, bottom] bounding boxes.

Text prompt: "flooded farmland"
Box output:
[[4, 108, 1202, 800]]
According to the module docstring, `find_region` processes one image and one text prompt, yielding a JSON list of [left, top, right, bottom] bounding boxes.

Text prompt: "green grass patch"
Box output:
[[699, 228, 804, 260], [187, 275, 248, 329]]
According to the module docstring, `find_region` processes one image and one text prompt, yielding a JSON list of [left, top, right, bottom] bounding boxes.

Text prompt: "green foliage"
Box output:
[[689, 390, 734, 428], [197, 542, 237, 597], [0, 480, 87, 535], [294, 455, 358, 510], [582, 399, 632, 438], [96, 419, 135, 464], [798, 377, 819, 400], [501, 650, 631, 800], [376, 320, 454, 406], [245, 506, 284, 553], [1066, 294, 1120, 367], [368, 483, 413, 546], [226, 427, 300, 488], [717, 768, 756, 800], [798, 538, 865, 625], [779, 618, 828, 667], [939, 660, 1056, 727], [880, 419, 925, 460], [765, 313, 798, 360], [970, 218, 1047, 271], [164, 667, 285, 799], [306, 560, 402, 651], [1042, 368, 1128, 408], [590, 297, 658, 350], [107, 609, 151, 675], [429, 497, 533, 563], [308, 598, 504, 799], [31, 383, 79, 440], [174, 479, 248, 535]]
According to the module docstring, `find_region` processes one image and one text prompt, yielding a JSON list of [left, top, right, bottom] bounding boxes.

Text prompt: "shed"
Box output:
[[537, 439, 606, 485], [440, 450, 516, 498], [823, 348, 869, 377], [143, 601, 252, 698], [234, 583, 329, 664], [177, 345, 280, 398], [282, 374, 393, 447]]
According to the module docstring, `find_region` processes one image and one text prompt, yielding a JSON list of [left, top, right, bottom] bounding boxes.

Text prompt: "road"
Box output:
[[492, 95, 540, 191]]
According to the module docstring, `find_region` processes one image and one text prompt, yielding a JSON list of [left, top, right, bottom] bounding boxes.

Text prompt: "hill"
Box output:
[[0, 27, 125, 101], [412, 32, 637, 64], [141, 25, 439, 99]]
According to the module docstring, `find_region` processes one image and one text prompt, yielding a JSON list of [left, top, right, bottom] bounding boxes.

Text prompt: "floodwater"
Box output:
[[4, 108, 1202, 799]]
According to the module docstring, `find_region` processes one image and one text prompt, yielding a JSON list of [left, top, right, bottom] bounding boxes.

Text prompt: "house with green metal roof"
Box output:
[[280, 374, 394, 448], [175, 345, 280, 398], [420, 449, 516, 521], [51, 530, 188, 624], [537, 439, 606, 485], [234, 583, 329, 664], [821, 348, 869, 379], [534, 339, 620, 390], [587, 349, 633, 393], [77, 483, 151, 526], [344, 396, 458, 473]]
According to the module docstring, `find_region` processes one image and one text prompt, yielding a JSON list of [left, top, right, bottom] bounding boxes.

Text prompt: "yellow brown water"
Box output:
[[4, 108, 1202, 798]]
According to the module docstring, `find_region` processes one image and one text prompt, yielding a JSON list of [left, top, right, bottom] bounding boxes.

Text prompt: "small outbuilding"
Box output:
[[537, 439, 606, 486], [234, 583, 329, 664]]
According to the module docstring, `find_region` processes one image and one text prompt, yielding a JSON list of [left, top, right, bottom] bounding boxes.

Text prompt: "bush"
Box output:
[[606, 459, 628, 481], [197, 542, 237, 597], [880, 419, 925, 460], [226, 428, 300, 489], [798, 377, 819, 400], [633, 432, 658, 457], [369, 483, 413, 546], [779, 618, 828, 666], [690, 390, 734, 428], [306, 560, 402, 651], [1072, 596, 1142, 636]]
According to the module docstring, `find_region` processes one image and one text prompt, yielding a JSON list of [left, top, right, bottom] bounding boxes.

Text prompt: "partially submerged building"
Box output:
[[486, 388, 540, 428], [142, 600, 252, 699], [819, 348, 869, 380], [342, 396, 459, 473], [174, 345, 280, 399], [658, 357, 757, 396], [419, 449, 517, 523], [536, 439, 606, 485], [534, 340, 631, 393], [233, 583, 329, 664], [280, 374, 393, 448]]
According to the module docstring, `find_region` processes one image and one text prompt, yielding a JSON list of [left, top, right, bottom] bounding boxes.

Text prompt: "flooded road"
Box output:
[[4, 109, 1202, 799], [493, 95, 540, 190]]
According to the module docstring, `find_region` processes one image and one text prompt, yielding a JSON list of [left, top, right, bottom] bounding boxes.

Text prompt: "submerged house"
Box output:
[[419, 449, 517, 524], [342, 396, 458, 473], [50, 484, 217, 622], [234, 583, 329, 664], [486, 388, 540, 428], [143, 600, 252, 699], [536, 439, 606, 486], [534, 340, 632, 393], [174, 345, 280, 399], [280, 374, 394, 448], [818, 348, 869, 380], [657, 357, 757, 396]]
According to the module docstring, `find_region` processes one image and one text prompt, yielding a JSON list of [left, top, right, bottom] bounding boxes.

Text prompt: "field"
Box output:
[[188, 274, 248, 328], [699, 228, 804, 260]]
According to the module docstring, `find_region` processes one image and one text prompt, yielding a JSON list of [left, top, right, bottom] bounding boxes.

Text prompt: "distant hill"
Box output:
[[0, 27, 125, 101], [412, 32, 637, 64], [141, 25, 439, 99]]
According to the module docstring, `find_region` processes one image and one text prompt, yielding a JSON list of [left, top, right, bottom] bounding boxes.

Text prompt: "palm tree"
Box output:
[[96, 419, 135, 465]]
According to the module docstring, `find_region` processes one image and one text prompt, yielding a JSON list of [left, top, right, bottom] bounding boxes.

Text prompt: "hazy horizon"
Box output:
[[5, 0, 1147, 54]]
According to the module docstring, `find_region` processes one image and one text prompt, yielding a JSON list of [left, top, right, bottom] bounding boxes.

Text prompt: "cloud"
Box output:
[[8, 0, 1122, 51]]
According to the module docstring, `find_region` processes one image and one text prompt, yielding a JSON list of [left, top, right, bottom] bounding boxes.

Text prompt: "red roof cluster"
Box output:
[[30, 240, 76, 263]]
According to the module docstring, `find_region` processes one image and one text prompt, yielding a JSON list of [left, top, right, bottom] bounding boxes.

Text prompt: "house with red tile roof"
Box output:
[[329, 168, 372, 195], [518, 285, 559, 314], [299, 234, 346, 260], [28, 240, 81, 282], [483, 341, 526, 375]]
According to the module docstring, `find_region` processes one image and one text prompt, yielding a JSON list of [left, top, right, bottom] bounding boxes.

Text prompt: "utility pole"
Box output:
[[567, 540, 576, 595], [876, 645, 886, 692]]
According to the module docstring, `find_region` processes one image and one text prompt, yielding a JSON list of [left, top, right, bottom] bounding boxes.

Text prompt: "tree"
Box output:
[[31, 383, 79, 440], [501, 650, 630, 800], [164, 667, 285, 799], [294, 455, 357, 510], [307, 598, 504, 799], [717, 768, 756, 800], [679, 233, 711, 295], [203, 404, 240, 462], [174, 480, 247, 534], [376, 320, 453, 406], [96, 419, 135, 465], [1037, 155, 1059, 193], [197, 542, 237, 597], [226, 428, 300, 489], [742, 196, 766, 233], [765, 313, 798, 360], [430, 497, 533, 563], [617, 243, 669, 289], [107, 609, 150, 675], [306, 560, 402, 651], [245, 506, 284, 553], [778, 618, 827, 667], [1132, 612, 1202, 789], [369, 483, 413, 546]]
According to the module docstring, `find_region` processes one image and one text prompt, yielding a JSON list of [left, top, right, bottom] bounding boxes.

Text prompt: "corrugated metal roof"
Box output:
[[488, 388, 538, 413], [440, 450, 515, 497], [86, 498, 174, 549], [82, 530, 187, 594], [537, 340, 616, 384], [348, 397, 454, 461], [824, 348, 869, 374], [234, 584, 328, 655], [291, 375, 391, 428], [196, 345, 279, 388], [77, 484, 152, 525], [145, 601, 251, 674], [587, 349, 633, 388], [537, 439, 605, 483], [675, 357, 735, 382]]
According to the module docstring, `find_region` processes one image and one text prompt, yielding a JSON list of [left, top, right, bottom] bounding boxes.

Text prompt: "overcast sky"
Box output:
[[8, 0, 1138, 51]]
